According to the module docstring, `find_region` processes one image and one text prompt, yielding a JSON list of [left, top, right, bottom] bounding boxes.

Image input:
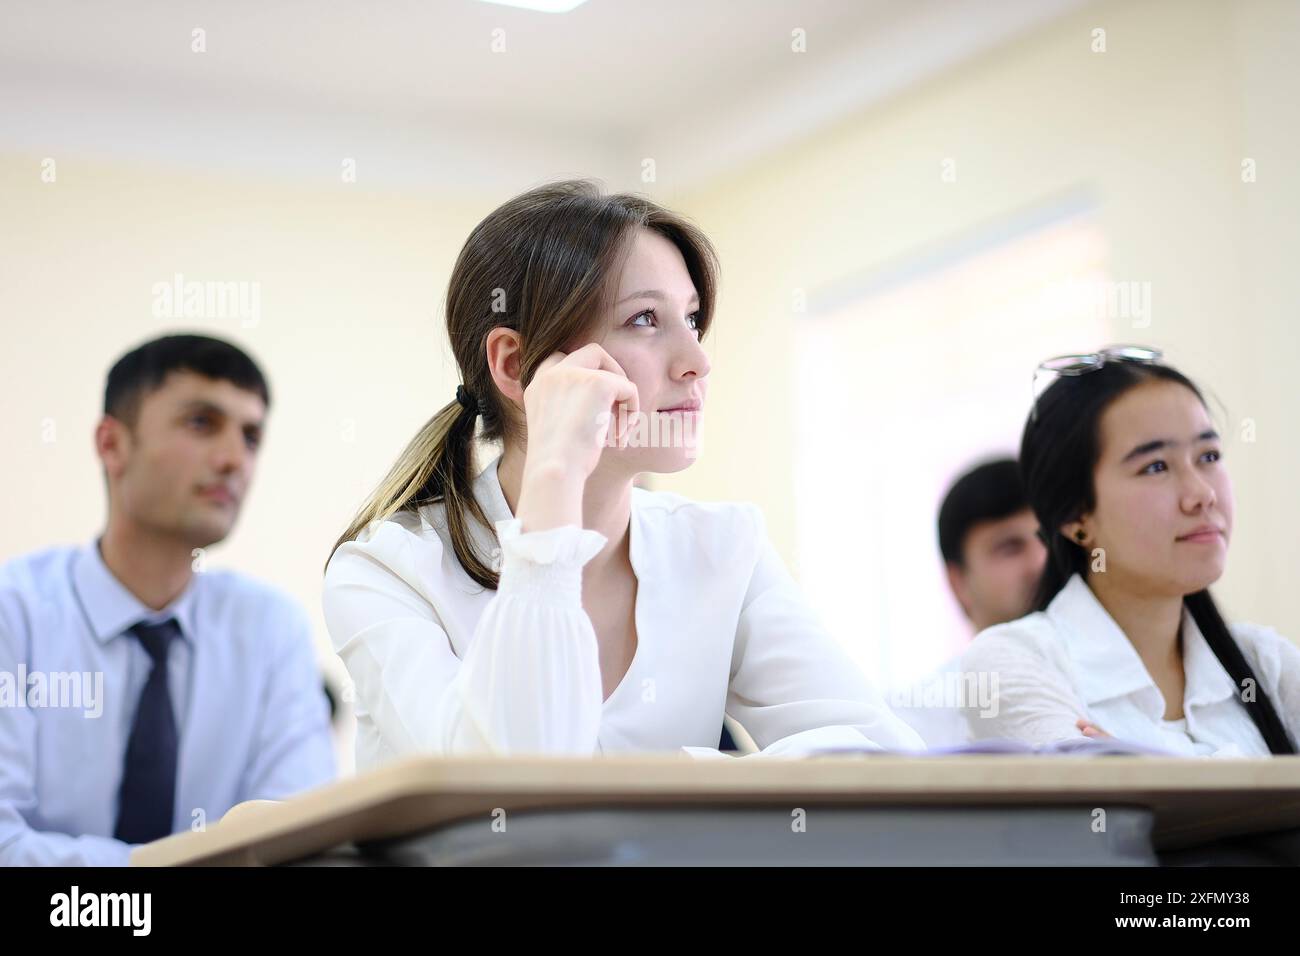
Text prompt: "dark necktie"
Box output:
[[114, 617, 181, 844]]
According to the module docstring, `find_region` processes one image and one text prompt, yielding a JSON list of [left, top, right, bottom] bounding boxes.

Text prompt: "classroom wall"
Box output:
[[661, 0, 1300, 641]]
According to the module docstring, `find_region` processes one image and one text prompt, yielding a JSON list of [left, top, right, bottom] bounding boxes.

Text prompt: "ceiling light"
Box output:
[[474, 0, 591, 12]]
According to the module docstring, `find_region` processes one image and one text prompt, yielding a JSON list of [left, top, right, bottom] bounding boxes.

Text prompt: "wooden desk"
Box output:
[[131, 754, 1300, 866]]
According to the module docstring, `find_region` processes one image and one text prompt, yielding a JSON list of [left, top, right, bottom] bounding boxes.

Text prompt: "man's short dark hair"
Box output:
[[104, 334, 271, 428], [937, 457, 1029, 567]]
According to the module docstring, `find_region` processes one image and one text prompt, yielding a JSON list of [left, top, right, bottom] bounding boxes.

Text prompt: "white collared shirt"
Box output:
[[955, 573, 1300, 756], [322, 454, 923, 768]]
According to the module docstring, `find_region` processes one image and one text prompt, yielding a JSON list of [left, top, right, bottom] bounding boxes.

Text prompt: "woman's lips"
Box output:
[[1177, 529, 1223, 544]]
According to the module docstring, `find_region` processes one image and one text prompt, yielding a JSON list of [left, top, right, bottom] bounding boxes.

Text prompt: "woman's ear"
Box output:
[[485, 327, 525, 409], [1060, 517, 1090, 547]]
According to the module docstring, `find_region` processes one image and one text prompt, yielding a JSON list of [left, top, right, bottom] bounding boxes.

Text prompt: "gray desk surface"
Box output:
[[360, 806, 1160, 866]]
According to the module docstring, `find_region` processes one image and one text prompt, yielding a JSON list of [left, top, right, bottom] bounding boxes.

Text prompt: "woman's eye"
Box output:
[[629, 308, 702, 335], [188, 415, 213, 430], [1201, 448, 1222, 463], [1141, 460, 1167, 475]]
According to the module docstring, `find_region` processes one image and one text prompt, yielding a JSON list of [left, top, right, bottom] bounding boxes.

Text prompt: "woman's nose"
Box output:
[[1181, 469, 1217, 510], [672, 329, 711, 381]]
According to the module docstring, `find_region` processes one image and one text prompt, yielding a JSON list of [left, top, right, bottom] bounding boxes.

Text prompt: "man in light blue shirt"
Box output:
[[0, 334, 336, 866]]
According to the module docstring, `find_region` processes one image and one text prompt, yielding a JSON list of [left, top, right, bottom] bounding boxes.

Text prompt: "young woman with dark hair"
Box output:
[[959, 347, 1298, 755]]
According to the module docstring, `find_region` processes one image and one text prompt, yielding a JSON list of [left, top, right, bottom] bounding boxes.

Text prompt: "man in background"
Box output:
[[891, 458, 1047, 746], [0, 334, 335, 865]]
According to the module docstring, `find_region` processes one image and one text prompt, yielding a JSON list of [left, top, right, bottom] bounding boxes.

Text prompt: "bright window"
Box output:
[[794, 202, 1113, 692]]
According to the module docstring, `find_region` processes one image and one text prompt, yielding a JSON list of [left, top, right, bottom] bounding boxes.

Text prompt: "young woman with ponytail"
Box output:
[[959, 347, 1298, 755], [321, 180, 923, 767]]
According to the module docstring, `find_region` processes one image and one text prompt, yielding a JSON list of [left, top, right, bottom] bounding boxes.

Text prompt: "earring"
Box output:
[[1074, 529, 1087, 543]]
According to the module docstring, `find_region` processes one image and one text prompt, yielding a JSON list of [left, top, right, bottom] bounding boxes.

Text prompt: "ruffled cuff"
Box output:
[[494, 518, 607, 606]]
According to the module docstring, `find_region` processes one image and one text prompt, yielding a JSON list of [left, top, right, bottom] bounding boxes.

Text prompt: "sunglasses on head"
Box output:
[[1030, 345, 1163, 422]]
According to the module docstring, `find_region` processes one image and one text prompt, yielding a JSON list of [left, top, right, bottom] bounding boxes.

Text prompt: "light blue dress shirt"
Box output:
[[0, 538, 336, 865]]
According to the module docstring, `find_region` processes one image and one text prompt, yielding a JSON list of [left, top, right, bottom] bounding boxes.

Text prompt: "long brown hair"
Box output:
[[326, 179, 719, 589]]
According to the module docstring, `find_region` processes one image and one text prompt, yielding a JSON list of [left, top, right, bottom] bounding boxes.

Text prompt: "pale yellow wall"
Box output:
[[663, 0, 1299, 640]]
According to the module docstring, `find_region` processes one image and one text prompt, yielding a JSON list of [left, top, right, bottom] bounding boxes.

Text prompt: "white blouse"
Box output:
[[955, 573, 1300, 756], [322, 453, 923, 769]]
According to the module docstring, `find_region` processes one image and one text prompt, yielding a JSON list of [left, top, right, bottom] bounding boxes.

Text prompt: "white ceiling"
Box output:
[[0, 0, 1088, 194]]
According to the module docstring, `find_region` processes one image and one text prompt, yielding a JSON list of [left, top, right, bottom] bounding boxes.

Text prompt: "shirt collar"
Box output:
[[1047, 573, 1237, 710], [71, 537, 199, 645], [474, 454, 513, 528], [1181, 604, 1240, 707]]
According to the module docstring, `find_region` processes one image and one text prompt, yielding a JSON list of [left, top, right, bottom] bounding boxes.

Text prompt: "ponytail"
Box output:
[[1185, 590, 1296, 755], [325, 398, 501, 590]]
